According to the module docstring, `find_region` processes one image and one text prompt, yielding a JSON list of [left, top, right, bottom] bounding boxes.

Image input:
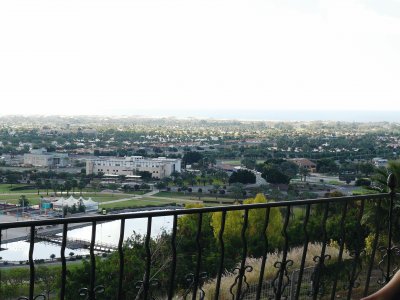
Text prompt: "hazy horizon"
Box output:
[[2, 110, 400, 123]]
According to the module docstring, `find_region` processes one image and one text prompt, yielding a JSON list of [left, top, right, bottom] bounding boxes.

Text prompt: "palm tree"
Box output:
[[299, 167, 310, 182], [45, 179, 51, 195], [51, 180, 59, 196], [373, 160, 400, 192], [64, 180, 72, 196], [363, 167, 400, 249], [71, 179, 78, 194], [19, 195, 29, 211], [78, 180, 86, 195]]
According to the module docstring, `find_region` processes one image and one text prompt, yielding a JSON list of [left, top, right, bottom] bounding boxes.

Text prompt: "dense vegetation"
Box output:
[[1, 192, 394, 299]]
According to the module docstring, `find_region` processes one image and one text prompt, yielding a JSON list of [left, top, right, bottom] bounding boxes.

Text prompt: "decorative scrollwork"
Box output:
[[79, 285, 105, 299], [135, 279, 161, 300], [308, 254, 331, 297], [343, 249, 366, 290], [271, 259, 293, 298], [229, 266, 253, 300], [377, 246, 400, 285], [18, 295, 46, 300], [182, 272, 208, 300], [182, 273, 195, 299]]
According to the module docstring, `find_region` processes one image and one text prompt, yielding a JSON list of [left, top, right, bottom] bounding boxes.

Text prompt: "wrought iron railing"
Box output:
[[0, 174, 399, 299]]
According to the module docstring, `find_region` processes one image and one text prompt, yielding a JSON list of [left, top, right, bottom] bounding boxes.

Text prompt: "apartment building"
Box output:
[[24, 148, 69, 167], [86, 156, 181, 179]]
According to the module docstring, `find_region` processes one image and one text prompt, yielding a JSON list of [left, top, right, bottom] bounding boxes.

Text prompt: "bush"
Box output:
[[229, 169, 256, 184], [10, 186, 36, 191], [355, 178, 371, 187]]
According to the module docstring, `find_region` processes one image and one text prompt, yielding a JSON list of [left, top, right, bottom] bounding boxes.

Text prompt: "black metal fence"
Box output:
[[0, 175, 399, 299]]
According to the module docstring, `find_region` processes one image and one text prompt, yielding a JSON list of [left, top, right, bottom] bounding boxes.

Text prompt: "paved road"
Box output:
[[99, 190, 159, 204]]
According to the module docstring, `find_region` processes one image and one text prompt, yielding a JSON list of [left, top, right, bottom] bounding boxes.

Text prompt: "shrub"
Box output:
[[355, 178, 371, 187]]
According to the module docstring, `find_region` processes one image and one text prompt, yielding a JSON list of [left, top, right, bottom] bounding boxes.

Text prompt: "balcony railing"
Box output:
[[0, 175, 399, 299]]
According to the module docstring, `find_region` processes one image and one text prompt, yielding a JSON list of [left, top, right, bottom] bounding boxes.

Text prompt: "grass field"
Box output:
[[0, 194, 41, 205], [0, 184, 37, 193], [155, 191, 236, 201], [77, 193, 131, 202], [0, 192, 131, 205], [0, 187, 239, 210], [352, 188, 380, 196], [99, 199, 169, 209], [219, 159, 266, 165]]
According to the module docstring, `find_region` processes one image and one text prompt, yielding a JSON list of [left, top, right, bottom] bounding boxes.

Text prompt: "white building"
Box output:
[[372, 157, 388, 168], [86, 156, 181, 179], [52, 196, 99, 212], [24, 148, 69, 167]]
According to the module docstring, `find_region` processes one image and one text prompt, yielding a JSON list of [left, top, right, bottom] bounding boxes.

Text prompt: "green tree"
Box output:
[[211, 194, 283, 257], [280, 161, 299, 178], [241, 158, 257, 170], [51, 180, 59, 196], [229, 183, 245, 200], [5, 173, 20, 188], [44, 179, 51, 195], [316, 158, 339, 174], [18, 195, 29, 208], [139, 171, 152, 181], [78, 180, 86, 195], [36, 265, 59, 299], [358, 162, 375, 176], [0, 267, 30, 298], [299, 166, 311, 182], [229, 169, 256, 184], [108, 183, 118, 195], [90, 179, 101, 194], [64, 180, 72, 196], [373, 160, 400, 192], [262, 167, 290, 184], [71, 179, 78, 194], [176, 203, 220, 284], [182, 151, 203, 166]]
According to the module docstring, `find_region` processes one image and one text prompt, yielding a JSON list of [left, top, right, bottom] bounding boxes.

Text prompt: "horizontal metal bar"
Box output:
[[0, 193, 388, 230]]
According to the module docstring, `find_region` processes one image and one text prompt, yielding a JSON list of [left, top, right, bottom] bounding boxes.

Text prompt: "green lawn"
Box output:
[[0, 184, 36, 193], [0, 194, 41, 205], [219, 160, 241, 165], [352, 188, 380, 196], [99, 199, 172, 209], [327, 180, 343, 186], [155, 191, 236, 201], [77, 193, 131, 202], [0, 192, 133, 205], [155, 191, 186, 198]]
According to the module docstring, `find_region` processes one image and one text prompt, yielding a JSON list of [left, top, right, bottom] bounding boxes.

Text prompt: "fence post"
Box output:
[[386, 173, 397, 282]]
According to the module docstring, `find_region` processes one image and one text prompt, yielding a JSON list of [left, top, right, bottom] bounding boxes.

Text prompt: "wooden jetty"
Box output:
[[28, 233, 118, 252]]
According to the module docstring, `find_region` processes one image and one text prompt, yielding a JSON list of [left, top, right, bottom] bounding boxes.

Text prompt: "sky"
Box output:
[[1, 0, 400, 118]]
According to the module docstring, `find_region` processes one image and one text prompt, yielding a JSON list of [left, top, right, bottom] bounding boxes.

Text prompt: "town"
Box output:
[[1, 116, 400, 298], [0, 116, 397, 214]]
